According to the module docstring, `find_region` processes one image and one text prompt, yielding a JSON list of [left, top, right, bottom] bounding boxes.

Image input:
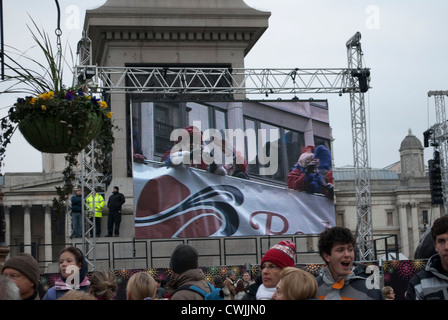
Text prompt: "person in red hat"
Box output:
[[242, 240, 296, 300]]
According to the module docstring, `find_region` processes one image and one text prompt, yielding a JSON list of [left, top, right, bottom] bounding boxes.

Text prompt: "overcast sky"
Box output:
[[1, 0, 446, 173]]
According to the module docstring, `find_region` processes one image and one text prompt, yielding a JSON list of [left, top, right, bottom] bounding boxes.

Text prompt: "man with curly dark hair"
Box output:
[[315, 226, 384, 300], [406, 215, 448, 300]]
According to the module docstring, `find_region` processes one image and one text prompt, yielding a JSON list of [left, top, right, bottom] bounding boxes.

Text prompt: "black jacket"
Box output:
[[241, 276, 262, 300], [107, 192, 125, 212]]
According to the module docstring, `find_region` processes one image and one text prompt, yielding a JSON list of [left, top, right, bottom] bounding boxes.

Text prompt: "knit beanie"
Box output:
[[2, 253, 40, 288], [261, 240, 296, 269], [169, 244, 199, 274], [314, 145, 332, 171]]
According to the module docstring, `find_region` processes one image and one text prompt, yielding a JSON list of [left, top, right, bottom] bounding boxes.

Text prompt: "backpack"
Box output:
[[175, 282, 224, 300]]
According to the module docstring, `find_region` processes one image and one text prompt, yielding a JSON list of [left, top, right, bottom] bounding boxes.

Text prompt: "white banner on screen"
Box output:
[[133, 162, 335, 239]]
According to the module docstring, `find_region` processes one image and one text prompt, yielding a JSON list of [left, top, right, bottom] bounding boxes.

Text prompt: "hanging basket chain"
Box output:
[[54, 0, 63, 93], [54, 0, 62, 45]]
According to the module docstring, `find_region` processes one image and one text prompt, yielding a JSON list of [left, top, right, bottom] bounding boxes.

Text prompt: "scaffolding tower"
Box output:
[[346, 32, 373, 261], [67, 34, 106, 270], [426, 91, 448, 214], [73, 31, 374, 267]]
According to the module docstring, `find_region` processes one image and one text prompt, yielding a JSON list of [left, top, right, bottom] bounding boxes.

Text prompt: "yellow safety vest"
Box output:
[[85, 193, 105, 218]]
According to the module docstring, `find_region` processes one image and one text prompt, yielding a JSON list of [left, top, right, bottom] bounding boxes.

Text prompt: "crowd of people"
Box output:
[[162, 129, 335, 201], [0, 216, 447, 301]]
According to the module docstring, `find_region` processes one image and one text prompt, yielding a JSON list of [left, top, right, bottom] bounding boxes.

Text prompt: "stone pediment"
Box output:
[[2, 172, 63, 205]]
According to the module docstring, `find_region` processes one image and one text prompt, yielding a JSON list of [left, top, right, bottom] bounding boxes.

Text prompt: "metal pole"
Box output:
[[0, 0, 4, 80]]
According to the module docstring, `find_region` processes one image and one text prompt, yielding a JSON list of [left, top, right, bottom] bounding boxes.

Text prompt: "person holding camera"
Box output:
[[287, 145, 333, 199]]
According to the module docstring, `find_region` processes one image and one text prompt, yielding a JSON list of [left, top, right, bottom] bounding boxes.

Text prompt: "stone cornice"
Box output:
[[2, 176, 63, 192], [86, 0, 270, 20], [89, 26, 264, 66], [100, 29, 256, 43], [86, 7, 270, 21]]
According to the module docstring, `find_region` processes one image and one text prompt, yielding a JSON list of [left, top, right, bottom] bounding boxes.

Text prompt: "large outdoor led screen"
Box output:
[[131, 100, 335, 239]]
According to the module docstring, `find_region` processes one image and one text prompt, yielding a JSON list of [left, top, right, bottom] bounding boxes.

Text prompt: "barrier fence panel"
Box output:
[[149, 239, 185, 268], [7, 233, 399, 271], [187, 238, 222, 266], [112, 240, 148, 270], [223, 237, 258, 265]]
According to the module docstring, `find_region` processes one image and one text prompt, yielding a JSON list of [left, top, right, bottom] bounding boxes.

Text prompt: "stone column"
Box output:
[[23, 205, 32, 255], [227, 102, 244, 131], [2, 205, 10, 246], [0, 190, 9, 266], [65, 203, 71, 241], [397, 202, 409, 258], [44, 205, 52, 263], [434, 205, 442, 221], [410, 202, 420, 256]]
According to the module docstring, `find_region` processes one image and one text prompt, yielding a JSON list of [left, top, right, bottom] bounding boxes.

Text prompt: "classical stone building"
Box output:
[[334, 129, 442, 259], [0, 1, 442, 270]]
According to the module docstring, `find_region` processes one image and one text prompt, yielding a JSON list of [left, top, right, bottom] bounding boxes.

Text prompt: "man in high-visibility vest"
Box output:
[[85, 190, 105, 237]]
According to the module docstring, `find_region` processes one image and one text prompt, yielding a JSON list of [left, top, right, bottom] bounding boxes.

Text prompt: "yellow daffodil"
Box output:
[[106, 112, 113, 118], [41, 105, 46, 110], [37, 91, 54, 100], [100, 101, 108, 109], [30, 97, 37, 105]]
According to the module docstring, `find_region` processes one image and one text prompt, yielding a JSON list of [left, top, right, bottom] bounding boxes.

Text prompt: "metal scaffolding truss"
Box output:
[[76, 65, 366, 96], [346, 33, 373, 261], [79, 141, 100, 270], [69, 36, 105, 270], [74, 31, 374, 267], [66, 141, 105, 270]]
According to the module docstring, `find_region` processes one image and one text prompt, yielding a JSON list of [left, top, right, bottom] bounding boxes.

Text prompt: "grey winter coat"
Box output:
[[406, 254, 448, 300]]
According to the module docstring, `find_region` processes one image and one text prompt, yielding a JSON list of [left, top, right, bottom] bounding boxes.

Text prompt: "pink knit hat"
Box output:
[[261, 240, 296, 269]]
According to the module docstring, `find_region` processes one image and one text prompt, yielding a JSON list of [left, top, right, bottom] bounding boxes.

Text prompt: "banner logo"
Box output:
[[135, 175, 243, 238]]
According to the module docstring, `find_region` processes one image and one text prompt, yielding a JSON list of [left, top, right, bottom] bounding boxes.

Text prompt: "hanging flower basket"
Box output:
[[18, 110, 102, 154], [10, 89, 113, 154], [2, 88, 115, 215], [0, 18, 116, 216]]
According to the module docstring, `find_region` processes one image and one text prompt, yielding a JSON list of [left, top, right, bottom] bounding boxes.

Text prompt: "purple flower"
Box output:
[[90, 97, 99, 106], [77, 89, 84, 96], [65, 90, 75, 101]]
